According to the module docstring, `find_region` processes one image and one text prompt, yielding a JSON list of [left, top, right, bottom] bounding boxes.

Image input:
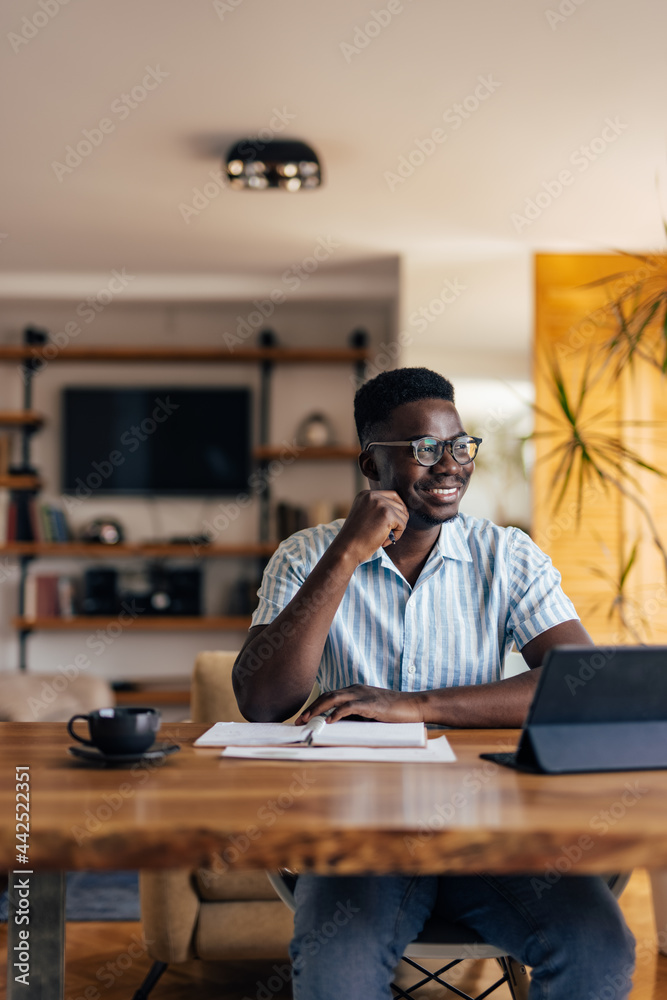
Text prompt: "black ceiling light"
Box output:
[[225, 138, 322, 191]]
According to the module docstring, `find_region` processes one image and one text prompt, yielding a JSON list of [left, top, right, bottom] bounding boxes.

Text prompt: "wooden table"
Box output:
[[3, 721, 667, 998]]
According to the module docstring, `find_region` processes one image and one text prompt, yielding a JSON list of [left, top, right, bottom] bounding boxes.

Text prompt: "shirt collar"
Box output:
[[361, 514, 473, 566], [434, 514, 473, 563]]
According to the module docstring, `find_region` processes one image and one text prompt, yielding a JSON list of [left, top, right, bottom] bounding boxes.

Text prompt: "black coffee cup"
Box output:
[[67, 707, 161, 755]]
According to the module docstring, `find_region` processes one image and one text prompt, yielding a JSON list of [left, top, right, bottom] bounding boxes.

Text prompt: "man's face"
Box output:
[[363, 398, 474, 527]]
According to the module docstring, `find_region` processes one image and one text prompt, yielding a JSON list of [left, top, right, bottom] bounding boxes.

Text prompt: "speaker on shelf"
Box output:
[[160, 567, 201, 616], [82, 568, 119, 616], [123, 566, 202, 616]]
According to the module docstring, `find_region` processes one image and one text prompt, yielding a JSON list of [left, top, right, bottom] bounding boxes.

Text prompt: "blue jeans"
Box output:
[[290, 874, 635, 999]]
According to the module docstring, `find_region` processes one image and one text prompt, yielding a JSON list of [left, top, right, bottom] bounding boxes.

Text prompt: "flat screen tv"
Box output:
[[62, 387, 252, 496]]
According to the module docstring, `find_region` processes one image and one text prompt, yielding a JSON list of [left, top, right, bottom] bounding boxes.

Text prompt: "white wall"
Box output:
[[0, 297, 395, 679]]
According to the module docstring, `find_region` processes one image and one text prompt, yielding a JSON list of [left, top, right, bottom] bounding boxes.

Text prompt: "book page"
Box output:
[[194, 719, 426, 748], [194, 722, 308, 747], [220, 735, 456, 763], [315, 720, 426, 747]]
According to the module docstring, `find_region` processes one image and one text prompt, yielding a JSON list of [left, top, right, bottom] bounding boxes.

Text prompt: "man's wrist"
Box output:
[[411, 689, 434, 724]]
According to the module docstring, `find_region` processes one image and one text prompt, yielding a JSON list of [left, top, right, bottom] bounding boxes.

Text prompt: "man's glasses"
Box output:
[[366, 435, 482, 467]]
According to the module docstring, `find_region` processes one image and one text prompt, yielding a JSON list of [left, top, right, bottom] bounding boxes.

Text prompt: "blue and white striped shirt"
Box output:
[[251, 513, 578, 694]]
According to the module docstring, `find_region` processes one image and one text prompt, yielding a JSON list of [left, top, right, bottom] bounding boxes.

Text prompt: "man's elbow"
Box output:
[[231, 656, 258, 720], [232, 656, 280, 722]]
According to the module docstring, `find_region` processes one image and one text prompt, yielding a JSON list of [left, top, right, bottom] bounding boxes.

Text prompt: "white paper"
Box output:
[[220, 735, 456, 763], [194, 718, 427, 748]]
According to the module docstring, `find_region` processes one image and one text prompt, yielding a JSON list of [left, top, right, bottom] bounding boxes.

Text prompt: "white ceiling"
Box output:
[[2, 0, 667, 287]]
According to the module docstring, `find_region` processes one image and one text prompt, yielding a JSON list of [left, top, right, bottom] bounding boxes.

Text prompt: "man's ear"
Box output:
[[358, 449, 379, 483]]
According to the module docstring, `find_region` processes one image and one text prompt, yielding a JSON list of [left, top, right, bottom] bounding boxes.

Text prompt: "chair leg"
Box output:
[[650, 868, 667, 956], [131, 960, 168, 1000], [504, 957, 530, 1000]]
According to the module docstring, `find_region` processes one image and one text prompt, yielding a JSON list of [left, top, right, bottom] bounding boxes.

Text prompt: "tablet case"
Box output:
[[485, 645, 667, 773]]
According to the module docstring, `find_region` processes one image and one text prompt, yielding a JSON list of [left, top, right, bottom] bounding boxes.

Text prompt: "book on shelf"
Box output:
[[57, 576, 76, 618], [23, 573, 76, 619], [38, 502, 71, 542], [0, 433, 10, 476], [0, 492, 8, 545], [275, 501, 309, 541], [5, 492, 38, 542]]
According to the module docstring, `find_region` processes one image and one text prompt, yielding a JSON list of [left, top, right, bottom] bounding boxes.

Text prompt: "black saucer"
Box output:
[[67, 742, 180, 765]]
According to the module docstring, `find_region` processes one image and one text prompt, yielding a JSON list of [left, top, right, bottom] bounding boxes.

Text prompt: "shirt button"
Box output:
[[407, 665, 416, 675]]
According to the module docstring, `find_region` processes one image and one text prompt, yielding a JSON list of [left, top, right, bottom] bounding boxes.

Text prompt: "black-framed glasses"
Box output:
[[366, 435, 482, 467]]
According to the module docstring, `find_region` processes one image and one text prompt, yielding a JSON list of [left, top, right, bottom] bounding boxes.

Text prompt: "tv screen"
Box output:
[[62, 387, 252, 496]]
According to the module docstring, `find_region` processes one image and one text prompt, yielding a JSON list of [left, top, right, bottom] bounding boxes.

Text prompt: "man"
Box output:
[[233, 367, 635, 999]]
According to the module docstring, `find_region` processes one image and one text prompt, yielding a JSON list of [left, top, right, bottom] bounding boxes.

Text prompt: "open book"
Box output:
[[193, 716, 427, 748]]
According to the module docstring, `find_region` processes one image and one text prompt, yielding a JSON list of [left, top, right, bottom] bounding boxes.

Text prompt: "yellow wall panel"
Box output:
[[534, 254, 667, 644]]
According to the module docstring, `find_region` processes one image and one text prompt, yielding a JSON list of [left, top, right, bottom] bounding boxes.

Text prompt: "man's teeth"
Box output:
[[428, 487, 457, 495]]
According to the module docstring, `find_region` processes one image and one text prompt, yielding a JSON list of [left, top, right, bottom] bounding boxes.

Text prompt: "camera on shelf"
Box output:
[[82, 566, 202, 616]]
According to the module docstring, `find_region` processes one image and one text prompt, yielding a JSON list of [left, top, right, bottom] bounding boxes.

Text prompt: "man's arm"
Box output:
[[296, 619, 593, 728], [232, 489, 409, 722]]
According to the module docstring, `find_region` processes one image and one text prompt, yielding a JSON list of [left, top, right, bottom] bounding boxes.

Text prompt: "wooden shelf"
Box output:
[[254, 445, 360, 461], [114, 686, 190, 707], [0, 474, 41, 490], [13, 615, 252, 631], [0, 541, 277, 558], [0, 346, 369, 364], [0, 411, 44, 428]]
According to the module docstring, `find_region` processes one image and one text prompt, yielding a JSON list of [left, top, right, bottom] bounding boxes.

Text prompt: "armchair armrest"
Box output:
[[139, 870, 200, 964]]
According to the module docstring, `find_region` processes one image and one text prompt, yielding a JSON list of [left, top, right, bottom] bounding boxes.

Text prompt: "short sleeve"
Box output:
[[251, 536, 311, 627], [506, 528, 579, 649]]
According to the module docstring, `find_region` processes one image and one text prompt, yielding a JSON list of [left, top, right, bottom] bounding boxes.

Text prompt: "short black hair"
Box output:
[[354, 367, 455, 447]]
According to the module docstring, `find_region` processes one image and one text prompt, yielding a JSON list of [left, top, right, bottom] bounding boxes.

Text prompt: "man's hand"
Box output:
[[295, 684, 425, 725], [331, 490, 409, 565]]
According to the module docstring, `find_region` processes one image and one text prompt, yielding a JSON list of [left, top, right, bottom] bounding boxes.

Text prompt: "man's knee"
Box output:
[[530, 889, 635, 997]]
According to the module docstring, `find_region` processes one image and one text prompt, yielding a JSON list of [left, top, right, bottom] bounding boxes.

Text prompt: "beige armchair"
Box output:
[[0, 671, 114, 722], [135, 651, 295, 999]]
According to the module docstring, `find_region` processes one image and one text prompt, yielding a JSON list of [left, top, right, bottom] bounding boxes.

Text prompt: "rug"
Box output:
[[0, 870, 140, 921]]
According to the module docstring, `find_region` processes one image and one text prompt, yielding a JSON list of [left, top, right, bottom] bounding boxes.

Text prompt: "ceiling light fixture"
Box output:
[[224, 138, 322, 191]]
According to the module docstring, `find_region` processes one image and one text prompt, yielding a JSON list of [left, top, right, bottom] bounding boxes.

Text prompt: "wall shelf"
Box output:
[[0, 411, 44, 428], [0, 346, 369, 364], [254, 445, 360, 461], [13, 615, 252, 632], [114, 685, 191, 707], [1, 335, 368, 670], [0, 541, 277, 558], [0, 474, 41, 490]]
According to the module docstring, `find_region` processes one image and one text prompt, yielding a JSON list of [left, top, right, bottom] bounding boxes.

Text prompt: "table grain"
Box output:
[[2, 722, 666, 875]]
